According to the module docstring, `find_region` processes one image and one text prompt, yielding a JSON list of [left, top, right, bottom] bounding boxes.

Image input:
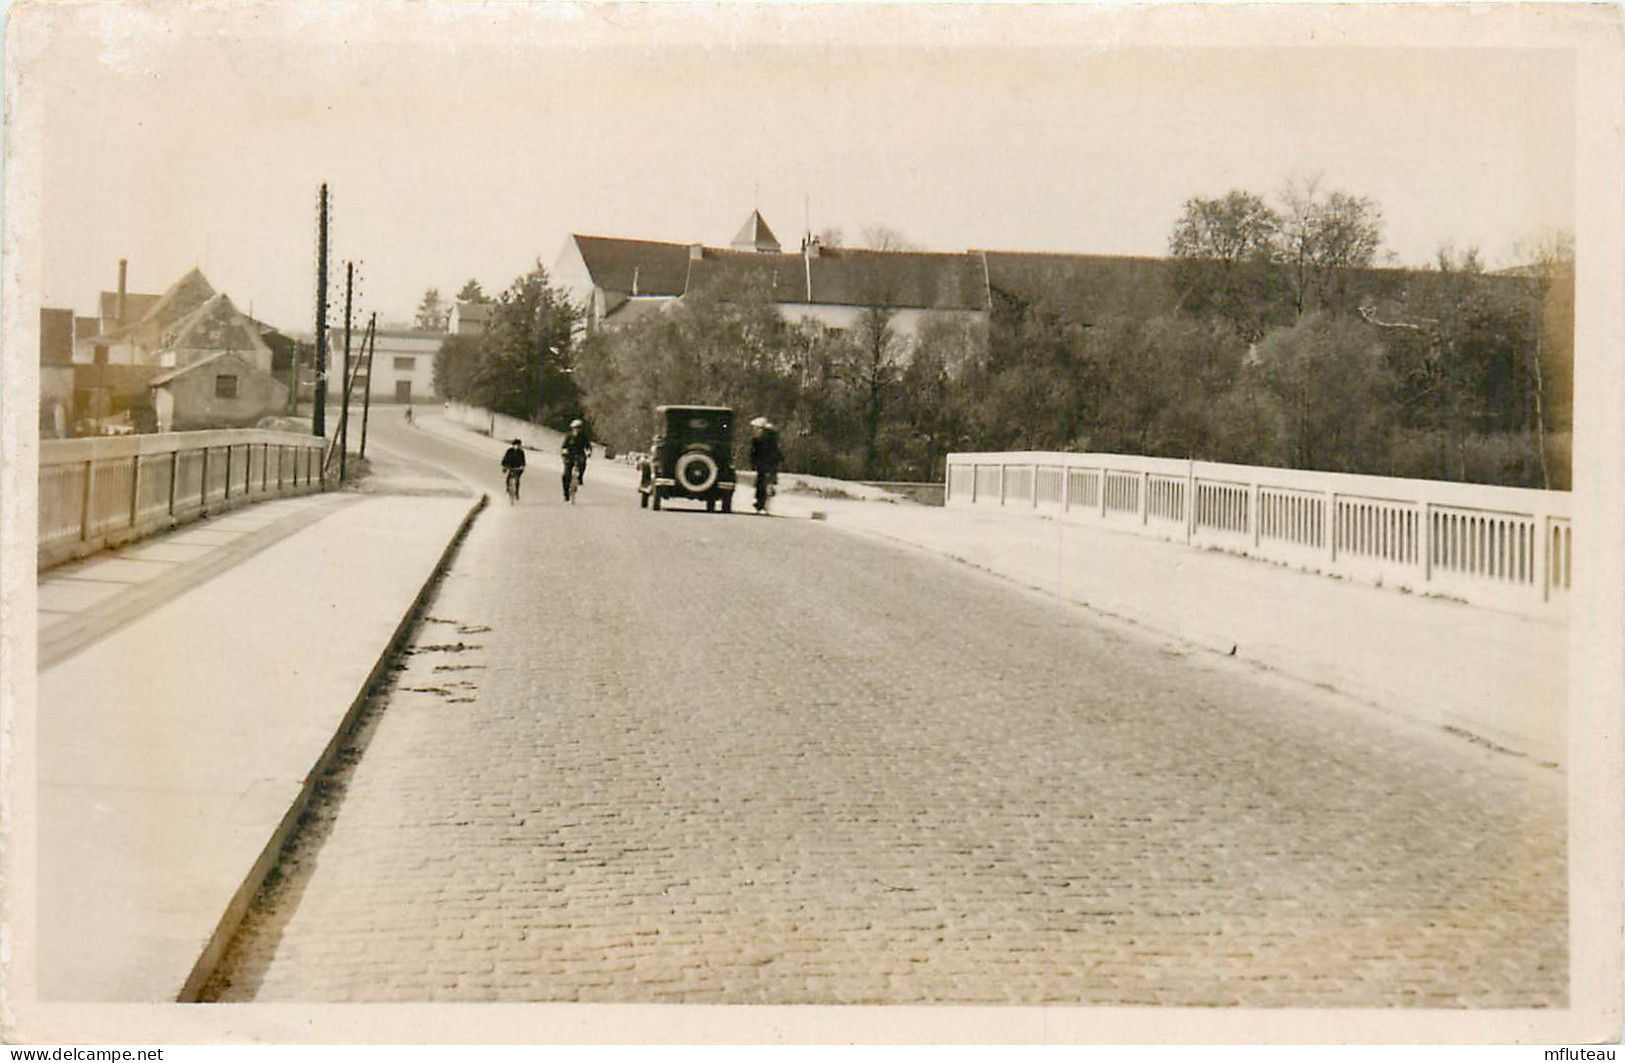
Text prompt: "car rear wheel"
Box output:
[[675, 452, 720, 494]]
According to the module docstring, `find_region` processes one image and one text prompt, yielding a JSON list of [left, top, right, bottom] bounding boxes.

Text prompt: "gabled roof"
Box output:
[[808, 248, 986, 311], [163, 292, 272, 359], [686, 248, 810, 304], [576, 234, 990, 313], [730, 210, 781, 253], [148, 347, 263, 388], [145, 268, 219, 336], [979, 250, 1179, 319], [572, 235, 692, 297]]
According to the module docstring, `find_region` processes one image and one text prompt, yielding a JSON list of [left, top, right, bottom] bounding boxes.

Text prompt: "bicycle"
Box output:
[[505, 467, 523, 504], [564, 459, 584, 504]]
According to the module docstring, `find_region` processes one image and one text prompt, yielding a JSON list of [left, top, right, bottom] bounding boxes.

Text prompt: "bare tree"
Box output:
[[1169, 190, 1282, 341], [1169, 190, 1280, 264], [1277, 174, 1383, 317], [859, 224, 919, 252], [1512, 228, 1575, 488], [815, 226, 845, 248]]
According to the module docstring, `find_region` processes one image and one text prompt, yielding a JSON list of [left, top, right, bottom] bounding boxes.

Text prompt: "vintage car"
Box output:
[[638, 405, 737, 512]]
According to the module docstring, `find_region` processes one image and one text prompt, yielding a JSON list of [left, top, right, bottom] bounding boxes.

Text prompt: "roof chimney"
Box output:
[[689, 243, 704, 262], [117, 259, 128, 324]]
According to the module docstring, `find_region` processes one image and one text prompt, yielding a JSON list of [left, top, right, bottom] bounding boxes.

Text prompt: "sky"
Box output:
[[16, 3, 1579, 333]]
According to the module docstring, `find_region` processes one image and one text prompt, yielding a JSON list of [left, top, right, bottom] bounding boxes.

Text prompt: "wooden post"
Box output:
[[129, 454, 142, 528], [339, 261, 353, 482], [359, 315, 377, 459], [313, 184, 329, 438], [79, 459, 95, 541]]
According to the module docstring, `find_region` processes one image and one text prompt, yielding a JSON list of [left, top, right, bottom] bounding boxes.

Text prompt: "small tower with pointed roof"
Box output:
[[730, 210, 781, 253]]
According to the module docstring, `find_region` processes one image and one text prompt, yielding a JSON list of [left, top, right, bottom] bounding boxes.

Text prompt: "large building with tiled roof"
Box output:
[[554, 211, 992, 337], [554, 210, 1197, 339]]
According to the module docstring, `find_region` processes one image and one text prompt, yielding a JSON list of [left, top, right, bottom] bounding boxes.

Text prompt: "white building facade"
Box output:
[[326, 327, 441, 404]]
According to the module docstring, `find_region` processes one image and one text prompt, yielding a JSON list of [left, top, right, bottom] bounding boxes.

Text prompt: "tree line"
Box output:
[[434, 182, 1573, 489]]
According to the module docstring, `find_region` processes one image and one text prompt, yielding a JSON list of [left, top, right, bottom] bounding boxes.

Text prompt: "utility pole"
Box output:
[[339, 261, 354, 481], [312, 183, 329, 437], [359, 313, 378, 459], [287, 340, 301, 415]]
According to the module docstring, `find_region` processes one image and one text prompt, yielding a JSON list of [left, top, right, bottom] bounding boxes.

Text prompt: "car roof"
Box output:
[[655, 405, 733, 414]]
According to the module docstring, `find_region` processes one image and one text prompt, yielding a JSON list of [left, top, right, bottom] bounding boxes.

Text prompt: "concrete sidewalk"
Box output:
[[35, 451, 482, 1001]]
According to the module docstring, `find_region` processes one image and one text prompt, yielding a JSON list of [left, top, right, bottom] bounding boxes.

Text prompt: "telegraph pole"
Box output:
[[359, 313, 378, 459], [339, 261, 354, 481], [312, 183, 329, 437]]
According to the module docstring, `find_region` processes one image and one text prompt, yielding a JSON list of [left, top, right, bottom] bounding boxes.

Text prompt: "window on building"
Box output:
[[393, 356, 416, 371], [215, 375, 238, 399]]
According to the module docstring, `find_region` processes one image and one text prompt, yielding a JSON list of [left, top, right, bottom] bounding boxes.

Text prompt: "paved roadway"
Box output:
[[202, 413, 1566, 1006]]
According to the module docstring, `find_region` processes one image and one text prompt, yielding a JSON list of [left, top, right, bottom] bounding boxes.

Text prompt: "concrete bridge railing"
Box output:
[[946, 451, 1572, 613], [443, 402, 561, 452], [38, 429, 328, 570]]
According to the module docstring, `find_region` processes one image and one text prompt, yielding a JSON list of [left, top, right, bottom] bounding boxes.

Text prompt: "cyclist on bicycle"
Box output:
[[748, 416, 783, 513], [561, 418, 592, 501], [501, 438, 526, 501]]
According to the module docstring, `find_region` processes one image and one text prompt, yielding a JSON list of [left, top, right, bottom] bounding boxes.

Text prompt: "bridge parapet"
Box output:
[[38, 429, 328, 570], [947, 451, 1571, 612]]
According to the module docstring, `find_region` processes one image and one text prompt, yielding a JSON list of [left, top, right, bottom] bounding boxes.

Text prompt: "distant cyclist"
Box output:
[[748, 416, 783, 513], [561, 418, 592, 501], [501, 438, 526, 502]]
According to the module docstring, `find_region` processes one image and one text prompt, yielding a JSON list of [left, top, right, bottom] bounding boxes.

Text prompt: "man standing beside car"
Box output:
[[748, 416, 783, 513]]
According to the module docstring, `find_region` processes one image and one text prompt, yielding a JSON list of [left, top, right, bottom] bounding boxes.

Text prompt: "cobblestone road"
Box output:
[[203, 424, 1566, 1006]]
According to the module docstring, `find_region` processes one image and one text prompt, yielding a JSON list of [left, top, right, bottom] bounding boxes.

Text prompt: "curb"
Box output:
[[175, 491, 491, 1002]]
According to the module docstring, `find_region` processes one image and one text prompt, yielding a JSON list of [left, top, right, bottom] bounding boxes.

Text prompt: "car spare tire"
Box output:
[[674, 451, 719, 494]]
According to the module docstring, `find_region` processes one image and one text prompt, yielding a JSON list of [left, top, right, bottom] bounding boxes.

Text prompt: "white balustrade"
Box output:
[[945, 450, 1571, 611]]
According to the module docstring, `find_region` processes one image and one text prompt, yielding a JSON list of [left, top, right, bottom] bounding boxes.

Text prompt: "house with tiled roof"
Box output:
[[163, 292, 274, 372], [76, 266, 219, 365], [554, 211, 991, 338], [65, 262, 296, 431], [149, 349, 289, 432]]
